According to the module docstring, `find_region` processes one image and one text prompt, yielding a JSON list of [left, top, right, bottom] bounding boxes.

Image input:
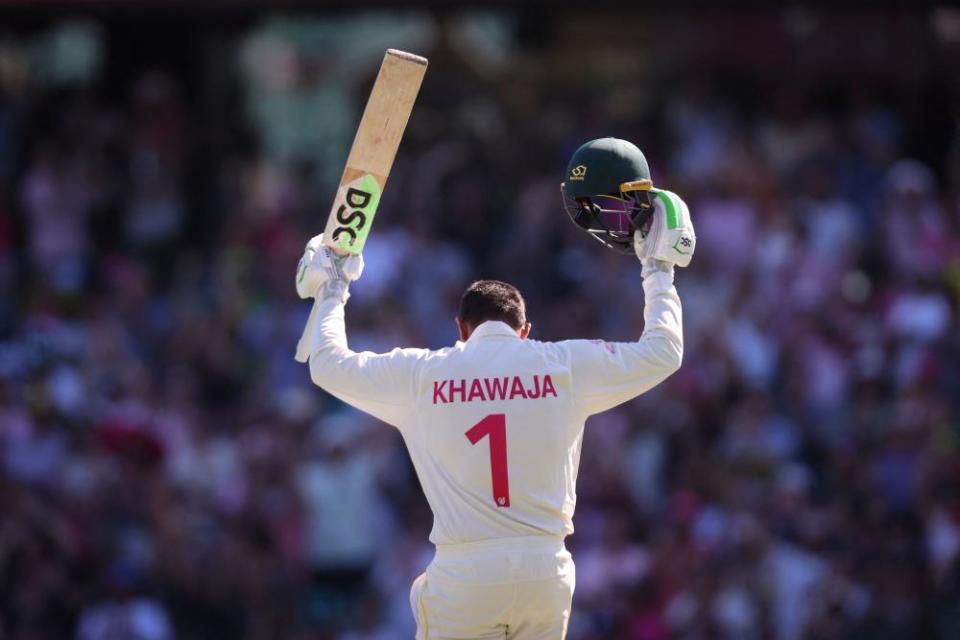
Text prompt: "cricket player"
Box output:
[[295, 138, 695, 639]]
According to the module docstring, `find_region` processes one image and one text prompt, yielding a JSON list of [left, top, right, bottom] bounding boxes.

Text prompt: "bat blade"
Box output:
[[323, 49, 428, 254]]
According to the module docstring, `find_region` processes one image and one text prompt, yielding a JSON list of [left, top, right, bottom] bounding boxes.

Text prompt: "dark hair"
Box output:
[[457, 280, 527, 330]]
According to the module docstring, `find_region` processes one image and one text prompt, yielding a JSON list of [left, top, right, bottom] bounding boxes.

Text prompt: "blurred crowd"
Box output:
[[2, 10, 959, 640]]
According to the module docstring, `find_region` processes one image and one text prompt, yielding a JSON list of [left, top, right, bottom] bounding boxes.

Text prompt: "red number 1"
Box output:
[[465, 414, 510, 508]]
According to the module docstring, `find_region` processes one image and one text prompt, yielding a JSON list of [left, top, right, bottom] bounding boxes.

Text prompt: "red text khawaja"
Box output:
[[432, 374, 558, 405]]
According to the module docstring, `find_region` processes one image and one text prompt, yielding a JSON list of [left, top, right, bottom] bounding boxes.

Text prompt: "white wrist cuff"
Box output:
[[319, 280, 350, 304], [643, 257, 674, 276], [642, 266, 675, 296]]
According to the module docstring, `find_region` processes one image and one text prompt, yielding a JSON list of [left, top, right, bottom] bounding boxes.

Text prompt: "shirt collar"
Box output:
[[467, 320, 520, 342]]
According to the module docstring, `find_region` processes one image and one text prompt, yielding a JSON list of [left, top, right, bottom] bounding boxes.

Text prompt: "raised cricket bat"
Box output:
[[322, 49, 428, 254]]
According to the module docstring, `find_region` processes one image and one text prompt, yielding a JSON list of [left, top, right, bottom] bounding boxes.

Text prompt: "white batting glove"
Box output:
[[634, 189, 696, 269], [295, 234, 364, 301]]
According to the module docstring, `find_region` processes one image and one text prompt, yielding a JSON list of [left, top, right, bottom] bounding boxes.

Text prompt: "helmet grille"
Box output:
[[562, 186, 653, 254]]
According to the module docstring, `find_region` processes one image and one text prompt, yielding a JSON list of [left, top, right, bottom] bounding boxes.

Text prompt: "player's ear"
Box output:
[[456, 317, 470, 342], [519, 322, 531, 340]]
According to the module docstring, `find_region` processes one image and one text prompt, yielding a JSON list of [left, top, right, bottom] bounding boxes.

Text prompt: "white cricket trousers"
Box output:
[[409, 535, 575, 639]]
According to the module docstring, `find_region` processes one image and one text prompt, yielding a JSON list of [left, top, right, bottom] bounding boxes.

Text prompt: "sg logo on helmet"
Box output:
[[569, 165, 587, 180]]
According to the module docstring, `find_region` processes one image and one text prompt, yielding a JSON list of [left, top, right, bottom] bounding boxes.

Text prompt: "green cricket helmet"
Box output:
[[561, 137, 655, 254]]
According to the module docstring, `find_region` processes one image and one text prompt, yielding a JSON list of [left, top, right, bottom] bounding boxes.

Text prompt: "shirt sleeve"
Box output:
[[298, 296, 428, 428], [562, 269, 683, 416]]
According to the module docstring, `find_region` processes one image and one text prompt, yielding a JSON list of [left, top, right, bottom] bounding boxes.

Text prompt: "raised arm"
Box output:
[[294, 234, 425, 427], [567, 188, 695, 416]]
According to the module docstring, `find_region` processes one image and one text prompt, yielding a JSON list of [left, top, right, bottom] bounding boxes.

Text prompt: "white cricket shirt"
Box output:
[[298, 270, 682, 545]]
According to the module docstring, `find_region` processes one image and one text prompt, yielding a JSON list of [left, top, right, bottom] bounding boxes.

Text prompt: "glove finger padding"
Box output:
[[633, 189, 695, 268], [339, 253, 364, 281], [633, 229, 650, 262], [296, 237, 329, 299], [296, 234, 365, 300]]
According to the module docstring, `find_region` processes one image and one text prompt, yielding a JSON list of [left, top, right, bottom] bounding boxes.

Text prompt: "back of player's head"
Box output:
[[458, 280, 527, 330]]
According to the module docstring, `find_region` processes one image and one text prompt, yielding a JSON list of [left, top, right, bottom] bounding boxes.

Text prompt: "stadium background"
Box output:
[[1, 4, 959, 639]]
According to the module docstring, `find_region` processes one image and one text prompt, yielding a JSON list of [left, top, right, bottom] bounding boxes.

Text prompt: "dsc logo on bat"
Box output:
[[331, 188, 371, 243], [328, 174, 382, 253]]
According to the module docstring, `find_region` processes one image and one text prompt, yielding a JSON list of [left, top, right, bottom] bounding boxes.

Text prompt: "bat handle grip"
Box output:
[[322, 237, 351, 256]]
